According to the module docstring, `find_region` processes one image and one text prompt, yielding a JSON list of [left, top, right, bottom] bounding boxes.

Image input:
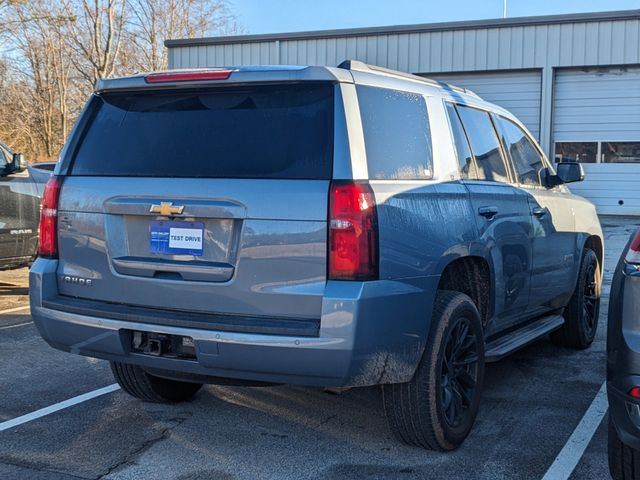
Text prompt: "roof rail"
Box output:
[[337, 59, 479, 97]]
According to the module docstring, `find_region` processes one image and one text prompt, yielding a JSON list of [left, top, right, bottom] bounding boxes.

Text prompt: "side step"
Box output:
[[484, 315, 564, 363]]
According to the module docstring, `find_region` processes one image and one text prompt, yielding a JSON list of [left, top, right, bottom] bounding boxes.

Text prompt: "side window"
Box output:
[[0, 148, 7, 169], [498, 117, 545, 186], [456, 105, 509, 183], [357, 85, 433, 180], [445, 103, 477, 179]]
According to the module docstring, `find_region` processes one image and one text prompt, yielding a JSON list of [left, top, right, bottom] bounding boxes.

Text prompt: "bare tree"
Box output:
[[125, 0, 239, 72], [68, 0, 127, 86], [0, 0, 240, 161]]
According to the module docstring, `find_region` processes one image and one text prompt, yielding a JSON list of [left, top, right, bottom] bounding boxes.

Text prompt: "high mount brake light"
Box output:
[[38, 176, 63, 258], [328, 181, 379, 281], [624, 230, 640, 275], [144, 70, 233, 83]]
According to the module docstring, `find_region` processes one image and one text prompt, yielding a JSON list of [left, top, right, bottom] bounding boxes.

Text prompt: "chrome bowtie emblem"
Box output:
[[150, 202, 185, 216]]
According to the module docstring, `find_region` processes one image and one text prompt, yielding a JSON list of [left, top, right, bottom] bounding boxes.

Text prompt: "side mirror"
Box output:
[[11, 153, 27, 173], [542, 161, 585, 187]]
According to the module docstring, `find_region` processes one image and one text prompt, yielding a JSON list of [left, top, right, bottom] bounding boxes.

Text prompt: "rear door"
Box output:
[[494, 115, 577, 313], [0, 147, 15, 260], [447, 103, 533, 334], [56, 83, 336, 324]]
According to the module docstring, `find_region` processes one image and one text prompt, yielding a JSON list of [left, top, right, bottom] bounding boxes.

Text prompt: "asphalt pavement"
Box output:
[[0, 216, 636, 480]]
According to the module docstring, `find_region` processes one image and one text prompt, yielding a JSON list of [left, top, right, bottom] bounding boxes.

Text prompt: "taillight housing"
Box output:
[[38, 176, 63, 258], [624, 230, 640, 275], [328, 181, 379, 281]]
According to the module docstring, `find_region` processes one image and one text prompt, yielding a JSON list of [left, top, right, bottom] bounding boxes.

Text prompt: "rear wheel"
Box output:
[[609, 416, 640, 480], [382, 290, 485, 451], [110, 362, 203, 403], [551, 248, 600, 349]]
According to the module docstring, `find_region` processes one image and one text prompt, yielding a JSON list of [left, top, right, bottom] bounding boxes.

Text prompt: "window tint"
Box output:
[[357, 86, 432, 180], [498, 117, 545, 186], [455, 105, 509, 183], [445, 103, 477, 179], [0, 148, 7, 168], [70, 84, 334, 178]]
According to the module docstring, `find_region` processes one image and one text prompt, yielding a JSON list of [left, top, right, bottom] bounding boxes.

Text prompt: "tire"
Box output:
[[609, 416, 640, 480], [110, 361, 203, 403], [382, 290, 485, 451], [551, 248, 601, 349]]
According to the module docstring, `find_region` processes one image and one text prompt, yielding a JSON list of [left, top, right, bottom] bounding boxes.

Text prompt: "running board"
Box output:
[[484, 315, 564, 363]]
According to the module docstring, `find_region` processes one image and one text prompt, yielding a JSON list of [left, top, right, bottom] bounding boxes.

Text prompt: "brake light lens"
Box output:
[[328, 181, 379, 281], [629, 387, 640, 399], [144, 70, 232, 83], [624, 230, 640, 275], [38, 177, 62, 258]]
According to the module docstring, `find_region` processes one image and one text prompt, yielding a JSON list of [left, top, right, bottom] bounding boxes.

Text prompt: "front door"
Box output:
[[493, 115, 577, 315], [447, 103, 533, 335]]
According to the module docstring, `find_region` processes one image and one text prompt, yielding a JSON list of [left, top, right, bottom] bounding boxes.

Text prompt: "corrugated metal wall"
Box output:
[[554, 67, 640, 215], [169, 19, 640, 72], [554, 68, 640, 142], [427, 70, 542, 139]]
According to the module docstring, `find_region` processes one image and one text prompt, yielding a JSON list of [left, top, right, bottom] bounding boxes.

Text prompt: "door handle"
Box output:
[[532, 207, 547, 218], [478, 206, 499, 219]]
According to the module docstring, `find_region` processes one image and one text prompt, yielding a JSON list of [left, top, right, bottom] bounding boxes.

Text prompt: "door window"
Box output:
[[497, 117, 545, 186], [357, 85, 433, 180], [602, 142, 640, 163], [0, 148, 7, 169], [455, 105, 509, 183], [445, 103, 477, 179]]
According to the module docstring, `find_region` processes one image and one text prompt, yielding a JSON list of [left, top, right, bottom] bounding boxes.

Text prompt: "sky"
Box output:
[[232, 0, 640, 35]]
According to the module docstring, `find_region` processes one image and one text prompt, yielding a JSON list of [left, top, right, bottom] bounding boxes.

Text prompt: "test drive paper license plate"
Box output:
[[150, 221, 204, 256]]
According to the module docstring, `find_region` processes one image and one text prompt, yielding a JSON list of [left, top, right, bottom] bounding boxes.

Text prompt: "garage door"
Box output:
[[427, 70, 542, 139], [554, 68, 640, 216]]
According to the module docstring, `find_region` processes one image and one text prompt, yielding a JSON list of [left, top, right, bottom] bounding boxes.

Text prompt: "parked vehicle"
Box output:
[[30, 61, 603, 450], [0, 142, 53, 270], [608, 229, 640, 479]]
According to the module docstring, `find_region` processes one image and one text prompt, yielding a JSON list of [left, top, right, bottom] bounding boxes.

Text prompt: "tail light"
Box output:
[[328, 181, 379, 281], [38, 176, 63, 258], [144, 70, 232, 83], [624, 230, 640, 275]]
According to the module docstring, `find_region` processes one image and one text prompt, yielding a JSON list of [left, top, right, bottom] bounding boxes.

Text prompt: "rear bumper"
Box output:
[[30, 258, 436, 387]]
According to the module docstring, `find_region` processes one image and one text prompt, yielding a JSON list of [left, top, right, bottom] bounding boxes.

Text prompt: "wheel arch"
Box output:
[[437, 255, 493, 328]]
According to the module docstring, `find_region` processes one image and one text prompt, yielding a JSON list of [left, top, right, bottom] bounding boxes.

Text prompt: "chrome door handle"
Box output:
[[478, 206, 499, 219]]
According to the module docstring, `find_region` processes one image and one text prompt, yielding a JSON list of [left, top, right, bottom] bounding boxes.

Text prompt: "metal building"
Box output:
[[166, 9, 640, 215]]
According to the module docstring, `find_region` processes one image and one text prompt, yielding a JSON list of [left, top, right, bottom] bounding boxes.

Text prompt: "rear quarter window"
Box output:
[[357, 86, 433, 180], [68, 84, 334, 179]]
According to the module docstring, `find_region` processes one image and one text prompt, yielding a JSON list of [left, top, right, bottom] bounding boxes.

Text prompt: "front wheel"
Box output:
[[551, 248, 601, 349], [382, 290, 485, 451], [110, 362, 203, 403]]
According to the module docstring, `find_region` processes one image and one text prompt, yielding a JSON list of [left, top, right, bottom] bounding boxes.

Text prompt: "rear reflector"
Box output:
[[144, 70, 232, 83], [328, 181, 379, 281], [38, 176, 63, 258], [625, 230, 640, 268], [629, 387, 640, 399]]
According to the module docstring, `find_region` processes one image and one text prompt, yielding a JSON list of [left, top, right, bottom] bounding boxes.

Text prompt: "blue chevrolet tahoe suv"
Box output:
[[30, 61, 604, 450]]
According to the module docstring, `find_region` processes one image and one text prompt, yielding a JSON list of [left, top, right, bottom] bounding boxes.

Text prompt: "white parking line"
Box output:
[[0, 384, 120, 433], [0, 305, 30, 315], [541, 381, 608, 480], [0, 321, 33, 330]]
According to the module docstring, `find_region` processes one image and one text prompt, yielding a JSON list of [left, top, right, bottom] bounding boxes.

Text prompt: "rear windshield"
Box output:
[[69, 84, 334, 179]]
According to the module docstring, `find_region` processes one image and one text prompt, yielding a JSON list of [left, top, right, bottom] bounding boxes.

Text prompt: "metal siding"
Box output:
[[554, 68, 640, 142], [554, 68, 640, 215], [167, 18, 640, 72], [428, 70, 542, 139], [569, 164, 640, 215]]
